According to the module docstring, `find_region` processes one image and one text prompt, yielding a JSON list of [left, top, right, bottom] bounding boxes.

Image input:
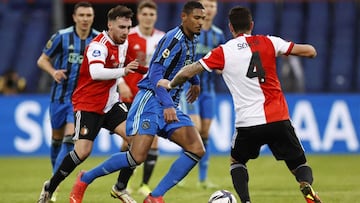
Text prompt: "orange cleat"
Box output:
[[143, 193, 165, 203], [69, 171, 88, 203], [300, 183, 322, 203]]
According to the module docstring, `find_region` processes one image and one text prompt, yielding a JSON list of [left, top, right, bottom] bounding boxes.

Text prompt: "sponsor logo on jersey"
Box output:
[[133, 44, 140, 50], [92, 50, 101, 57], [68, 44, 74, 50]]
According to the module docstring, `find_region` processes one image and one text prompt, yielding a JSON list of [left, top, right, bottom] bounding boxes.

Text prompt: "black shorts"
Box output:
[[231, 120, 304, 163], [74, 102, 128, 141]]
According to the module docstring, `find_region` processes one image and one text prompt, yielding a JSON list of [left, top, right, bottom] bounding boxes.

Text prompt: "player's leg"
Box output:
[[269, 120, 322, 203], [230, 126, 261, 203], [198, 118, 217, 188], [49, 103, 66, 173], [53, 123, 74, 172], [113, 139, 135, 193], [70, 99, 157, 201], [138, 135, 159, 196], [77, 131, 153, 194], [198, 93, 216, 188], [149, 112, 205, 199], [50, 129, 63, 172], [51, 107, 75, 202], [38, 111, 101, 202], [53, 104, 76, 172], [230, 158, 250, 203]]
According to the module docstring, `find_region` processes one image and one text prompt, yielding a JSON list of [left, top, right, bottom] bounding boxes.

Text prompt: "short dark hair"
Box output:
[[182, 1, 204, 15], [137, 0, 157, 13], [73, 1, 93, 14], [107, 5, 134, 21], [228, 6, 252, 33]]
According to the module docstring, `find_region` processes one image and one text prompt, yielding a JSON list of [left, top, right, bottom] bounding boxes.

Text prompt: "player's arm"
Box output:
[[170, 62, 204, 88], [157, 62, 205, 89], [186, 74, 200, 103], [148, 63, 174, 108], [149, 62, 179, 123], [290, 44, 317, 58], [37, 53, 67, 83], [88, 43, 138, 80], [90, 61, 138, 80], [117, 77, 132, 99]]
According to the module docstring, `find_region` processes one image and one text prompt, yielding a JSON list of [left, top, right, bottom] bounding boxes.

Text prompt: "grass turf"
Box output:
[[0, 155, 359, 203]]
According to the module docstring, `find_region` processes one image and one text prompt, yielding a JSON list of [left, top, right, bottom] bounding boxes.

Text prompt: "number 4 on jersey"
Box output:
[[246, 52, 266, 83]]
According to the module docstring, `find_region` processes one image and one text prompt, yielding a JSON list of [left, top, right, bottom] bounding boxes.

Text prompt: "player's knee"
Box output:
[[184, 151, 201, 162], [126, 151, 143, 168], [193, 145, 205, 158], [74, 146, 91, 160]]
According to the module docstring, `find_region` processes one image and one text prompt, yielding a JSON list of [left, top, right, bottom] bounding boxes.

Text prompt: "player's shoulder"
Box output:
[[129, 26, 138, 35], [153, 28, 165, 36], [91, 28, 101, 36], [210, 25, 224, 35], [58, 26, 75, 35], [165, 26, 184, 41]]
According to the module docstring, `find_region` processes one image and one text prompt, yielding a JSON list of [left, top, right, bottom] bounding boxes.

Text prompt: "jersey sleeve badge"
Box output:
[[92, 50, 101, 57], [45, 39, 53, 50], [162, 48, 170, 58]]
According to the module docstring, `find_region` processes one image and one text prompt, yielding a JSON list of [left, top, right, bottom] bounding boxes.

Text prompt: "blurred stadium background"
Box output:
[[0, 0, 360, 157]]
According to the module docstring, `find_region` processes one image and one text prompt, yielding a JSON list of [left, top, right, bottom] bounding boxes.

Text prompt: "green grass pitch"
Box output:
[[0, 155, 359, 202]]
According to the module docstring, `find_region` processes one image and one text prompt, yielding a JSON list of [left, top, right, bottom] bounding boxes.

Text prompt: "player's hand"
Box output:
[[186, 84, 200, 103], [133, 66, 148, 74], [163, 107, 179, 123], [124, 60, 139, 75], [52, 69, 67, 83], [157, 79, 171, 89]]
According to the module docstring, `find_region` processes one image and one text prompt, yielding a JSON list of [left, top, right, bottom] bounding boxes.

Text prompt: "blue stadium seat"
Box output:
[[357, 7, 360, 91], [7, 0, 28, 9], [33, 0, 52, 9], [14, 9, 50, 92], [303, 2, 330, 92], [253, 2, 277, 35], [328, 2, 356, 92], [279, 2, 304, 42], [156, 3, 180, 32], [0, 9, 24, 75]]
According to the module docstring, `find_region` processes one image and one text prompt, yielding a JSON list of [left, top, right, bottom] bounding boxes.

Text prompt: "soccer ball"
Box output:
[[208, 190, 237, 203]]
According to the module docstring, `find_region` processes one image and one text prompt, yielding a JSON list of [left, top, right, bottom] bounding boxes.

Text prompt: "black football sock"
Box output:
[[230, 163, 250, 203], [115, 167, 135, 190], [47, 150, 82, 193], [295, 164, 313, 185], [142, 148, 158, 185]]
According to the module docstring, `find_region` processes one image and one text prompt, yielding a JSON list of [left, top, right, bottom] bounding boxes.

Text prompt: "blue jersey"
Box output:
[[138, 26, 199, 108], [43, 26, 100, 103], [195, 25, 225, 93]]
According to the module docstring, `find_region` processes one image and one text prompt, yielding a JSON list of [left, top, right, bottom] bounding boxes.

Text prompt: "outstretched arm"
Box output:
[[290, 44, 317, 58], [157, 62, 205, 89]]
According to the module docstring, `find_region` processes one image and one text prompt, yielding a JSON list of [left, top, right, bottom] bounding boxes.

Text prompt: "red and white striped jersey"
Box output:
[[121, 26, 164, 103], [72, 31, 128, 114], [199, 34, 294, 127]]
